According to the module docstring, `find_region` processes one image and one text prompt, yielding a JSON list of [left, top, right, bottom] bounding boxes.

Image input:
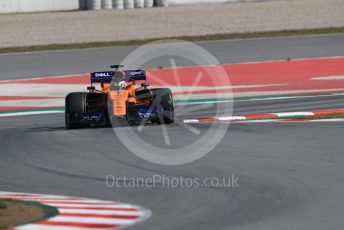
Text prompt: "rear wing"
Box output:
[[90, 70, 146, 83]]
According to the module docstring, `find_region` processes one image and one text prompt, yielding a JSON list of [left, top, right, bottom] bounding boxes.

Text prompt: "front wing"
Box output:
[[76, 105, 160, 125]]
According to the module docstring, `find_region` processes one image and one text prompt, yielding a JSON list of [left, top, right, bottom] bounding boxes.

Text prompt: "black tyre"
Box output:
[[65, 93, 88, 129], [151, 88, 174, 124]]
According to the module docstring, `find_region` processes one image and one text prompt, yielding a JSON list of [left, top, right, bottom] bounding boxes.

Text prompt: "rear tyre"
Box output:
[[151, 88, 174, 124], [65, 93, 88, 129]]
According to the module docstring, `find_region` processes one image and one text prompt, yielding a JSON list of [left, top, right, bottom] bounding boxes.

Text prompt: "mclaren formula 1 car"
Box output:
[[65, 65, 174, 129]]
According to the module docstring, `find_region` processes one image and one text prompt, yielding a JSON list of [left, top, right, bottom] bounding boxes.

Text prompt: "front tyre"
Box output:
[[65, 93, 88, 129], [151, 88, 175, 124]]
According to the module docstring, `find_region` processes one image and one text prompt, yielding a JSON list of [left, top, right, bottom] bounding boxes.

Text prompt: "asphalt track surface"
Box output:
[[1, 35, 344, 230], [1, 34, 344, 80]]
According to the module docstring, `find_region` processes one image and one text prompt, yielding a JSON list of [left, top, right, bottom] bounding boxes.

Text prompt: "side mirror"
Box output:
[[87, 86, 96, 92], [141, 83, 150, 89]]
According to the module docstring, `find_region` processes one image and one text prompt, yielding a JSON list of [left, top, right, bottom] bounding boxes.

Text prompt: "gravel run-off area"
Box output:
[[0, 0, 344, 48]]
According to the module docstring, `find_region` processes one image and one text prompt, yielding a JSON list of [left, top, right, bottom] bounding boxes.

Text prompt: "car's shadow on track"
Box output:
[[26, 122, 164, 132], [26, 126, 69, 132], [27, 125, 111, 132]]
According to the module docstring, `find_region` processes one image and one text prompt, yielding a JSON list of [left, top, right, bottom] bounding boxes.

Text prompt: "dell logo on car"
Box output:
[[95, 72, 111, 77]]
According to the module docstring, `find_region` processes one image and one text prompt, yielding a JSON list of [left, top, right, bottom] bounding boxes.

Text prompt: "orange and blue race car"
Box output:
[[65, 65, 174, 129]]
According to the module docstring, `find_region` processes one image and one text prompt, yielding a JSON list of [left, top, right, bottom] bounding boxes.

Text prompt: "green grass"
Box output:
[[0, 199, 57, 230], [0, 199, 7, 210], [1, 27, 344, 54]]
